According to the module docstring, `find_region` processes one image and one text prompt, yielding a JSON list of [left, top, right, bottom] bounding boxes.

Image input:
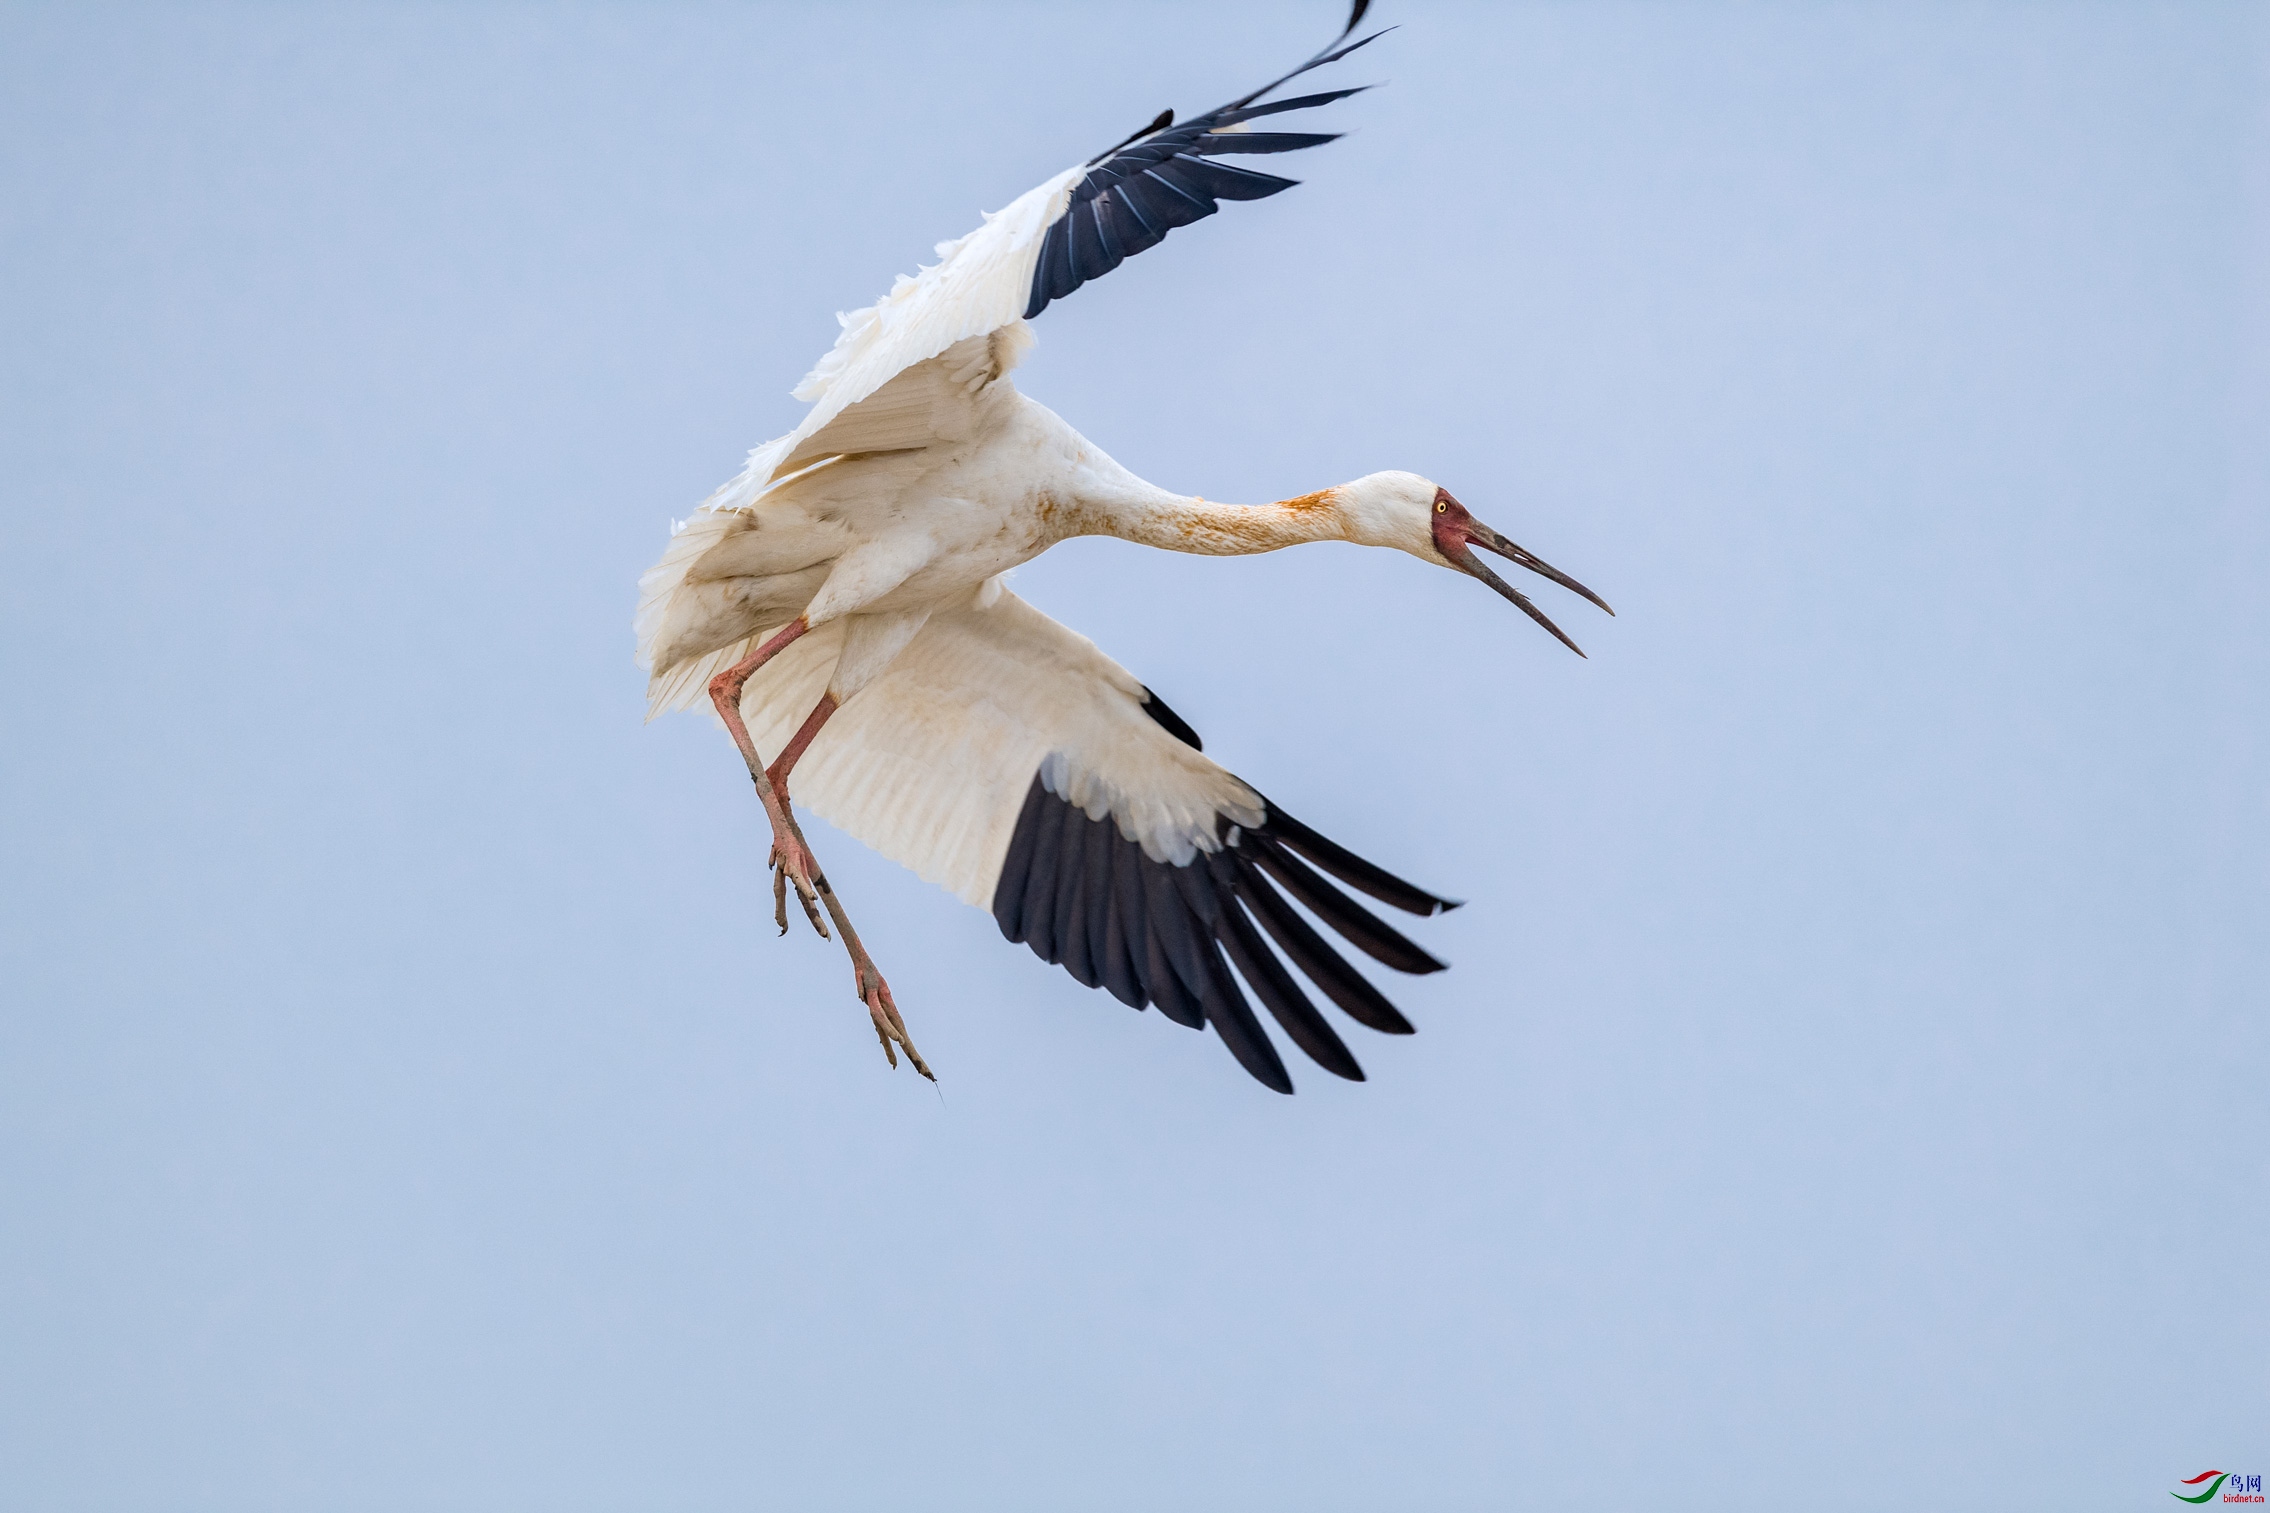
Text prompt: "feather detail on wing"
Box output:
[[686, 5, 1382, 521], [731, 583, 1458, 1092], [634, 328, 1036, 714], [757, 585, 1257, 906], [1022, 2, 1383, 318], [698, 167, 1080, 515]]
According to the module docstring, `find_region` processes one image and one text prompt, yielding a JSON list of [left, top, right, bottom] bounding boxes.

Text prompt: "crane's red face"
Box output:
[[1430, 487, 1614, 658]]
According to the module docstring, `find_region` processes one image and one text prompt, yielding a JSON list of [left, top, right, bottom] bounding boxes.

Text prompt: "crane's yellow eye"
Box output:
[[1435, 501, 1446, 513]]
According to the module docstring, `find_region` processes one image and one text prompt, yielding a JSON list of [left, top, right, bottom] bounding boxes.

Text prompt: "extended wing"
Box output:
[[697, 2, 1382, 517], [1025, 1, 1385, 318], [722, 584, 1456, 1093]]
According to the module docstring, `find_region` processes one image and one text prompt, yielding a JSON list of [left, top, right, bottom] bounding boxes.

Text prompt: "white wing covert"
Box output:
[[692, 1, 1382, 519], [735, 586, 1460, 1093], [700, 167, 1082, 517]]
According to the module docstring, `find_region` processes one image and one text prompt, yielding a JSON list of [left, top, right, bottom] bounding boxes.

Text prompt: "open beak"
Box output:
[[1454, 521, 1614, 658]]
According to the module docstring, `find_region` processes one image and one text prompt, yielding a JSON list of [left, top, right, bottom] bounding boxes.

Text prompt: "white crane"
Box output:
[[636, 2, 1611, 1091]]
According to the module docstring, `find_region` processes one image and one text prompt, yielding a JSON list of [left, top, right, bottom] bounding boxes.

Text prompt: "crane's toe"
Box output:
[[767, 838, 829, 940], [857, 959, 934, 1082]]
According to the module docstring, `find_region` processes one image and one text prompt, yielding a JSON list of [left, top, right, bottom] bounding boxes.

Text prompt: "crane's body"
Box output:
[[644, 353, 1464, 709], [637, 3, 1612, 1092]]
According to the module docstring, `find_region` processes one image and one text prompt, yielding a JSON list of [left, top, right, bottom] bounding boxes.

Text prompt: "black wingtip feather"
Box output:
[[1142, 895, 1205, 1030], [1138, 687, 1204, 751], [1256, 800, 1457, 917], [1215, 86, 1373, 128], [989, 761, 1457, 1092], [1029, 8, 1385, 323], [1212, 857, 1364, 1081], [1053, 808, 1101, 988], [1248, 834, 1448, 976], [1013, 785, 1067, 961], [1160, 155, 1299, 203], [1139, 858, 1213, 1031], [1089, 107, 1176, 167], [1235, 864, 1416, 1035], [993, 779, 1049, 942], [1089, 816, 1133, 1004], [1189, 130, 1342, 157], [1166, 852, 1295, 1091]]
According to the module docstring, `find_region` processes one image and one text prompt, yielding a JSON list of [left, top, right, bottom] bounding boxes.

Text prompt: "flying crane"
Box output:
[[636, 2, 1612, 1090]]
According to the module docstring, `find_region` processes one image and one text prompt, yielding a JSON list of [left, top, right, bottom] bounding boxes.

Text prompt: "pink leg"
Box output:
[[764, 691, 839, 802], [708, 620, 825, 932], [764, 688, 930, 1079], [707, 634, 933, 1081]]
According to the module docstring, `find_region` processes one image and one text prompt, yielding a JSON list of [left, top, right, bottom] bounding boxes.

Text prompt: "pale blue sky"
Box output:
[[3, 3, 2265, 1509]]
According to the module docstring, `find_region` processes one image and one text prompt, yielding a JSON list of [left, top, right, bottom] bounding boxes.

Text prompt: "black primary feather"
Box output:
[[990, 670, 1459, 1091], [1023, 3, 1391, 320], [1138, 686, 1204, 751], [1251, 798, 1460, 916]]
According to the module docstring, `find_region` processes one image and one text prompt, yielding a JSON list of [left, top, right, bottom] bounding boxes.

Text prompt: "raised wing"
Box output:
[[1025, 1, 1386, 319], [771, 325, 1034, 478], [701, 181, 1073, 518], [696, 2, 1382, 518], [721, 583, 1456, 1093]]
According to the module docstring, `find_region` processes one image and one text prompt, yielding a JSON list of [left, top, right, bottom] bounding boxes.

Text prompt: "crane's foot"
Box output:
[[738, 755, 935, 1081], [854, 951, 932, 1081], [768, 832, 829, 939]]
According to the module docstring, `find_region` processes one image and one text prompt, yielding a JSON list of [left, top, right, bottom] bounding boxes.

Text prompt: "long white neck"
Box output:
[[1062, 470, 1354, 557]]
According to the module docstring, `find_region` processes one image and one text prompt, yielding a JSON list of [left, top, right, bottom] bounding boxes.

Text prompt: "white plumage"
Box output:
[[636, 3, 1612, 1091], [708, 591, 1263, 909], [639, 324, 1263, 898], [707, 168, 1082, 517]]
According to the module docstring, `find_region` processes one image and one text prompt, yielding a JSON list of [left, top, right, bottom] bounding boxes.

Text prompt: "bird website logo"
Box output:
[[2175, 1471, 2265, 1504]]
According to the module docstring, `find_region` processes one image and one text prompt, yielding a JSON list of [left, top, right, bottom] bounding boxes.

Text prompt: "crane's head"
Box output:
[[1334, 470, 1614, 657]]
